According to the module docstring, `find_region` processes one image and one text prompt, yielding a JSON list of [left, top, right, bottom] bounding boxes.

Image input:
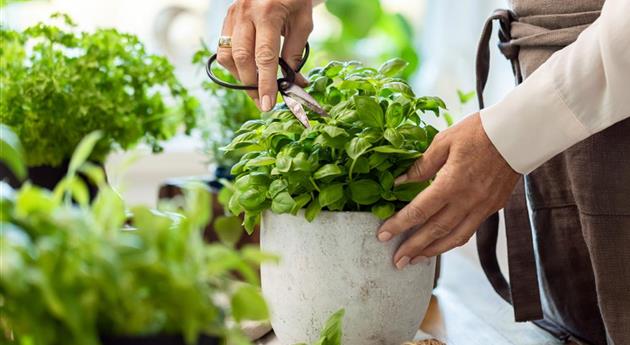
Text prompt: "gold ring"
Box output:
[[218, 36, 232, 49]]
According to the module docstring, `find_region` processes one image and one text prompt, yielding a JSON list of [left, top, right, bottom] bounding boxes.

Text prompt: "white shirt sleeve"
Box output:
[[479, 0, 630, 174]]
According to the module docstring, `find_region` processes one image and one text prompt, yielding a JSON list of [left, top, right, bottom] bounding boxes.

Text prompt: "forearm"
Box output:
[[480, 0, 630, 174]]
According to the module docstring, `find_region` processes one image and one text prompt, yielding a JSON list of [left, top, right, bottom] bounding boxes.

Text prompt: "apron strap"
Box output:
[[475, 9, 543, 322]]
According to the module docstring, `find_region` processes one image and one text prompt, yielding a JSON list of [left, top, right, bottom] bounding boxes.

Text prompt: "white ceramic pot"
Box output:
[[261, 211, 435, 345]]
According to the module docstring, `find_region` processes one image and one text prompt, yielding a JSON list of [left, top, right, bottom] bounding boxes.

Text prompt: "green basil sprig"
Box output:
[[222, 59, 446, 233]]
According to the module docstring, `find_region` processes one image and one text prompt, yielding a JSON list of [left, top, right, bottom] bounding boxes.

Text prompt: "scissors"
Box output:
[[206, 43, 328, 128]]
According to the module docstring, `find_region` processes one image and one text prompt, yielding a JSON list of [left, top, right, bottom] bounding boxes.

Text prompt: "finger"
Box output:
[[377, 184, 447, 241], [232, 20, 259, 101], [216, 7, 239, 79], [281, 16, 313, 86], [393, 204, 468, 269], [417, 210, 488, 258], [255, 20, 282, 111], [395, 133, 449, 185]]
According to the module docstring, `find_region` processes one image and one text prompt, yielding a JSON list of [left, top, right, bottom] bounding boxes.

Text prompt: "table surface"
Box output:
[[257, 251, 564, 345]]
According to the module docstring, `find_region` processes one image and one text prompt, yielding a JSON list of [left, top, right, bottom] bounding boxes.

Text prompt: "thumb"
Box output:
[[396, 136, 449, 185]]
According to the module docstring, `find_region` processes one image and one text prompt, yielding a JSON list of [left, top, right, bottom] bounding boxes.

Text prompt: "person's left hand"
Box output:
[[377, 113, 520, 270]]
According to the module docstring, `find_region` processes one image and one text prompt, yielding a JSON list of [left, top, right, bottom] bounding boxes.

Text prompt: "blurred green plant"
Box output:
[[0, 129, 272, 345], [295, 309, 345, 345], [192, 45, 261, 169], [311, 0, 420, 80], [0, 13, 200, 167]]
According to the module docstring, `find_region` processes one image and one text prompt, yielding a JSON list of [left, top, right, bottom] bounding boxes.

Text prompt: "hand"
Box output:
[[377, 113, 520, 270], [217, 0, 314, 111]]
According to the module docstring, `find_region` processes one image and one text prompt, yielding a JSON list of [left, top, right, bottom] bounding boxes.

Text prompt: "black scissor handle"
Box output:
[[206, 42, 310, 91]]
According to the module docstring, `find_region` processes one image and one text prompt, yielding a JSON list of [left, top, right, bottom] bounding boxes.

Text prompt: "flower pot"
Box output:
[[100, 334, 219, 345], [261, 211, 435, 345]]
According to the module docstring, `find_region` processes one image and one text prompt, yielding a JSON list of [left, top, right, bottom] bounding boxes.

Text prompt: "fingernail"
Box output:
[[395, 256, 410, 270], [411, 256, 429, 265], [377, 231, 392, 242], [394, 174, 408, 185], [261, 95, 272, 112]]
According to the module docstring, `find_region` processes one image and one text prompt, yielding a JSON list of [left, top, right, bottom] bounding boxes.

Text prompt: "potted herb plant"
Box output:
[[0, 14, 199, 195], [0, 131, 271, 345], [223, 59, 444, 345]]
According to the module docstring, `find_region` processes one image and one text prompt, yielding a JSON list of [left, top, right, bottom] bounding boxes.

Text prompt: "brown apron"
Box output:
[[475, 1, 630, 345]]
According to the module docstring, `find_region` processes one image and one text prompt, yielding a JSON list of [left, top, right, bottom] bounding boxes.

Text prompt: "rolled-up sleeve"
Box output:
[[480, 0, 630, 174]]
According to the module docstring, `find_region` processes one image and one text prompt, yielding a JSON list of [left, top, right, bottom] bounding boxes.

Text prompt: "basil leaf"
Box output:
[[314, 164, 343, 180], [354, 96, 384, 128], [271, 192, 296, 214], [318, 184, 345, 208], [349, 179, 381, 205], [384, 128, 404, 148], [378, 58, 409, 77], [305, 199, 322, 222], [345, 137, 371, 160], [371, 203, 395, 220]]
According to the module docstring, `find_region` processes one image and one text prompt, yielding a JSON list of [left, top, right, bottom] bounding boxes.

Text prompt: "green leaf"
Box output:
[[318, 309, 345, 345], [379, 171, 394, 191], [349, 179, 381, 205], [305, 198, 322, 222], [291, 193, 312, 214], [381, 82, 414, 97], [238, 187, 267, 211], [384, 128, 404, 148], [322, 125, 349, 138], [268, 179, 288, 199], [372, 145, 420, 156], [371, 203, 395, 220], [214, 215, 244, 247], [0, 124, 26, 180], [271, 192, 296, 214], [457, 89, 476, 104], [318, 184, 345, 208], [385, 102, 404, 128], [246, 155, 276, 167], [378, 58, 409, 77], [345, 137, 371, 160], [68, 131, 103, 175], [231, 285, 269, 321], [354, 96, 384, 128], [314, 164, 343, 180]]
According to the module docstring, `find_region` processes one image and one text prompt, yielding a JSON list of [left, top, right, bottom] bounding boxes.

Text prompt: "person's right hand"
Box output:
[[217, 0, 314, 111]]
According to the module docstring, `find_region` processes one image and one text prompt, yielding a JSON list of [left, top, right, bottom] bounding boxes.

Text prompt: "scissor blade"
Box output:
[[283, 84, 329, 117], [284, 95, 311, 128]]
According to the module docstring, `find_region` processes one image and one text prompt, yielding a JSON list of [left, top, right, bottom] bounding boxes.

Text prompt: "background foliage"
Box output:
[[0, 130, 271, 345], [0, 14, 199, 167], [310, 0, 419, 80]]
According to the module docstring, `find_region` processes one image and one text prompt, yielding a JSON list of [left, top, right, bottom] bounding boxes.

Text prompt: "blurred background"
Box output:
[[1, 0, 513, 205]]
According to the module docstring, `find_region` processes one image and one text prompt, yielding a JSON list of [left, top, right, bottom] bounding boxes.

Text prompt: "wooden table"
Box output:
[[258, 250, 563, 345]]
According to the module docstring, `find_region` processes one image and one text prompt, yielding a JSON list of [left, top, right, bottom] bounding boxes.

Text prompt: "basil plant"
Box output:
[[222, 59, 446, 233]]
